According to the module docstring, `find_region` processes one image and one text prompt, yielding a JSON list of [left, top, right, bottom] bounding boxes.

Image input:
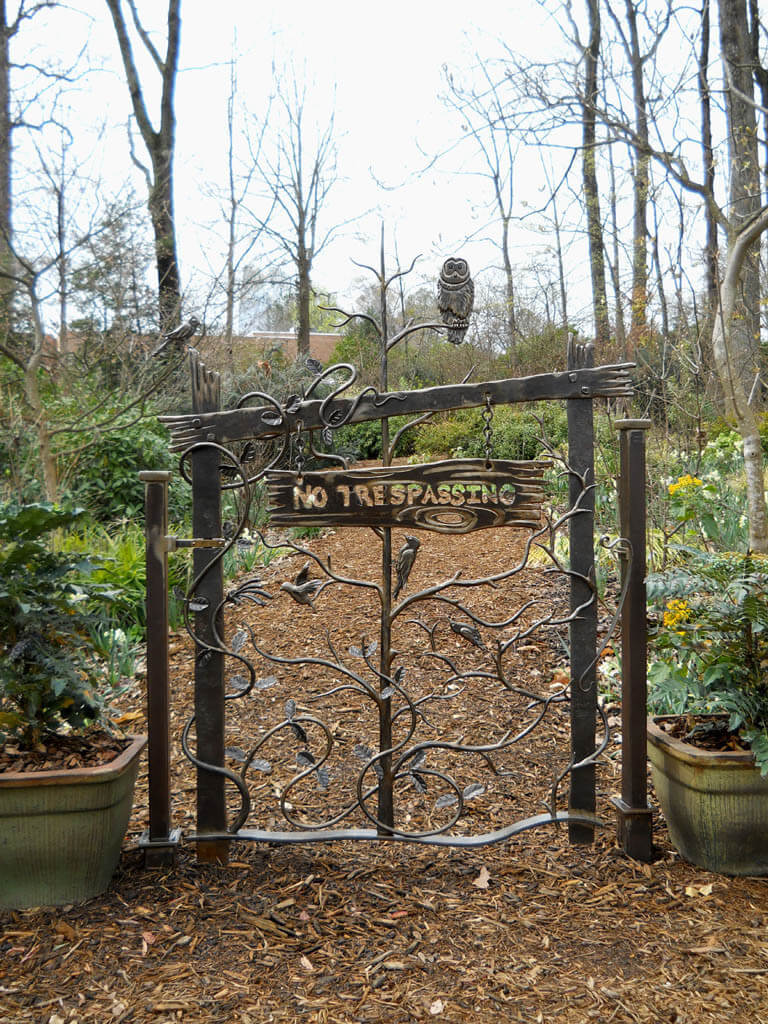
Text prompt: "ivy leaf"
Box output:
[[291, 721, 309, 743], [254, 675, 277, 690], [231, 629, 247, 653], [435, 793, 458, 809], [463, 783, 486, 801], [410, 771, 428, 794]]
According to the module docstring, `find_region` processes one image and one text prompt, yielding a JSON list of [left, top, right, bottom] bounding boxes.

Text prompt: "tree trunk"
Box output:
[[296, 241, 311, 359], [0, 0, 13, 335], [698, 0, 719, 334], [105, 0, 182, 332], [583, 0, 610, 347], [719, 0, 761, 406], [625, 0, 650, 354], [711, 206, 768, 552]]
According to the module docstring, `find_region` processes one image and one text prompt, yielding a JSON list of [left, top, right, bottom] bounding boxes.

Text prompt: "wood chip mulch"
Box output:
[[3, 523, 768, 1024]]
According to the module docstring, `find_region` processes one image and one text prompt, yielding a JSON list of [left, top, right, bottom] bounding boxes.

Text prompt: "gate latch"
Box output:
[[165, 536, 226, 552]]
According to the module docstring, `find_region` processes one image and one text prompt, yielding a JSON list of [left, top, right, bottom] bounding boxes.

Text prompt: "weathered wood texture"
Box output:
[[160, 364, 634, 450], [266, 459, 548, 533]]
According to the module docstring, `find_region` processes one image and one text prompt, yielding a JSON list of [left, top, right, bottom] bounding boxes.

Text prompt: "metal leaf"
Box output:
[[231, 629, 248, 653], [354, 743, 373, 761], [322, 427, 334, 446], [296, 750, 315, 767], [228, 675, 250, 693], [225, 746, 247, 763], [284, 394, 302, 413], [317, 766, 330, 791], [285, 698, 296, 721], [380, 687, 394, 700], [409, 750, 426, 771], [254, 675, 277, 690], [373, 761, 384, 781], [365, 641, 378, 658], [348, 645, 363, 659], [463, 783, 486, 801], [188, 597, 209, 613], [251, 758, 272, 774], [410, 771, 428, 794], [435, 793, 458, 809], [291, 721, 309, 743]]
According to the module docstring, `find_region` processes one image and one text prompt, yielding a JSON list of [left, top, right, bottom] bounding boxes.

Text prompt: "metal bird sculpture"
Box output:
[[280, 562, 325, 612], [305, 356, 324, 376], [437, 257, 474, 345], [150, 316, 201, 358], [393, 535, 421, 598], [449, 618, 486, 651]]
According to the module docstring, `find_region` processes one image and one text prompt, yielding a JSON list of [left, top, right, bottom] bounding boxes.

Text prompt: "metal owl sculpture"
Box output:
[[437, 257, 474, 345]]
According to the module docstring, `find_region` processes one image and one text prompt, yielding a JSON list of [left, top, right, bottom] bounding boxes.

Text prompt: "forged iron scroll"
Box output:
[[265, 458, 549, 533], [160, 363, 635, 450], [168, 357, 633, 846]]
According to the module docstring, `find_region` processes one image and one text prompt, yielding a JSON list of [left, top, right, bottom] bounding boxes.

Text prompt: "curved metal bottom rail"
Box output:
[[190, 810, 603, 848]]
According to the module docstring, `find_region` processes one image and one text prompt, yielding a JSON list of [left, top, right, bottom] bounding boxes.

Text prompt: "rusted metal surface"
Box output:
[[149, 286, 646, 856], [566, 340, 598, 844], [266, 459, 548, 533], [188, 351, 229, 864], [160, 363, 635, 449], [612, 419, 653, 862]]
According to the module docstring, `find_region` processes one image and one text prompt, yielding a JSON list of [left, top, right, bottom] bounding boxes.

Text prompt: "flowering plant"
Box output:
[[647, 549, 768, 774]]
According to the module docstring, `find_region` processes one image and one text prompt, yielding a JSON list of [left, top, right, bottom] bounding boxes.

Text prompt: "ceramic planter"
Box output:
[[647, 716, 768, 875], [0, 734, 146, 909]]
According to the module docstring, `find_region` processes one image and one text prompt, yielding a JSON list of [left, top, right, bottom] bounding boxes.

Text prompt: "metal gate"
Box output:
[[139, 325, 652, 868]]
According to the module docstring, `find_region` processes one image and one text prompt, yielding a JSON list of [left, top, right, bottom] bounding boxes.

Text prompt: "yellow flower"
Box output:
[[663, 598, 690, 628], [668, 474, 703, 496]]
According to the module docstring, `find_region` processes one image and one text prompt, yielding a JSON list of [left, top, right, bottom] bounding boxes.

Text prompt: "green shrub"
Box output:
[[0, 504, 118, 748]]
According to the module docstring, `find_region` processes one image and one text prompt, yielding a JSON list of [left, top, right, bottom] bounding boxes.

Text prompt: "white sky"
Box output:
[[21, 1, 656, 332]]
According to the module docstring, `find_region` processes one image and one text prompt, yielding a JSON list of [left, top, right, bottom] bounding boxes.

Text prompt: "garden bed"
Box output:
[[2, 524, 768, 1023]]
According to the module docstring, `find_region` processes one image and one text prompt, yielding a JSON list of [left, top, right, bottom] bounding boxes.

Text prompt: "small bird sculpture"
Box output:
[[150, 316, 200, 358], [305, 356, 324, 376], [393, 535, 421, 598], [437, 257, 474, 345], [449, 618, 486, 651], [280, 562, 325, 612]]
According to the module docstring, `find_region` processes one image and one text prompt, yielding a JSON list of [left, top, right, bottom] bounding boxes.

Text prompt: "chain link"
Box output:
[[294, 421, 306, 478], [482, 394, 494, 463]]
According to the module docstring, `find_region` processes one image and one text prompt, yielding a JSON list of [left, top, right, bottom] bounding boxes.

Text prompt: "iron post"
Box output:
[[611, 419, 653, 861], [139, 470, 181, 866]]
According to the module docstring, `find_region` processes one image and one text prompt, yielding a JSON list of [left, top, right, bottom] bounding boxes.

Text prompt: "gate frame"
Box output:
[[139, 367, 654, 866]]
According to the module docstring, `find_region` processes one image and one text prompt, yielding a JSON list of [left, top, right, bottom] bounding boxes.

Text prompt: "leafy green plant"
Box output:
[[0, 504, 119, 748], [647, 550, 768, 774]]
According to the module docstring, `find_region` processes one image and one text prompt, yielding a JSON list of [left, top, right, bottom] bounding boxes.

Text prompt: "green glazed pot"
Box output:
[[647, 716, 768, 875], [0, 735, 146, 909]]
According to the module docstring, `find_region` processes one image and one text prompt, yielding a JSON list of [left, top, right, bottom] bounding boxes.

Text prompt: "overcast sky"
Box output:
[[22, 2, 595, 327]]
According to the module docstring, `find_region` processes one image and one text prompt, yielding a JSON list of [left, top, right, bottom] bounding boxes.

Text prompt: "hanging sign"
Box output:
[[266, 458, 549, 534]]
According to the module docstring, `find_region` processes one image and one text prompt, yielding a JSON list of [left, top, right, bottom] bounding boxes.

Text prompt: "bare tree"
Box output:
[[253, 68, 341, 359], [104, 0, 182, 331], [443, 61, 520, 362]]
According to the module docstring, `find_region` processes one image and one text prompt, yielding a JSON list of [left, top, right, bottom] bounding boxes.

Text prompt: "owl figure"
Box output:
[[437, 257, 474, 345]]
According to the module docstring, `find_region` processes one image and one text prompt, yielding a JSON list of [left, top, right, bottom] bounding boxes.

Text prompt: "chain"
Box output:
[[482, 394, 494, 464], [294, 421, 306, 479]]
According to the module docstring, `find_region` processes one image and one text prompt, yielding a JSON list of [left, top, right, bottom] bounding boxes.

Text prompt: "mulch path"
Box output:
[[3, 522, 768, 1024]]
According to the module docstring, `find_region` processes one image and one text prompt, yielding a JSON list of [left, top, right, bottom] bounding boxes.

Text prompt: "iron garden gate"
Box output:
[[139, 315, 653, 869]]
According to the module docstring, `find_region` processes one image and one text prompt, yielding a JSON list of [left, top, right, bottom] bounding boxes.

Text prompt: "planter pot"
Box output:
[[0, 735, 146, 909], [647, 716, 768, 875]]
